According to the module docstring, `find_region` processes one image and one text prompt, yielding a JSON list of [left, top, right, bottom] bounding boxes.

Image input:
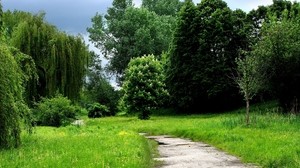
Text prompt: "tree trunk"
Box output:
[[246, 98, 250, 126]]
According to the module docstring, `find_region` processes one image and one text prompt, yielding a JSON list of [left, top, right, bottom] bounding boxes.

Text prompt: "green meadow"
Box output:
[[0, 120, 155, 168], [1, 103, 300, 168]]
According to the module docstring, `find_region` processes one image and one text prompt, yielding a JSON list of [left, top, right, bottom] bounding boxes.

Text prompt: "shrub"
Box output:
[[33, 94, 78, 127], [87, 103, 110, 118], [117, 96, 128, 115], [76, 107, 88, 116]]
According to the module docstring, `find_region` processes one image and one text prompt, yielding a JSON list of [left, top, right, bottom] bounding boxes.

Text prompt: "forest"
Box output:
[[1, 0, 300, 167]]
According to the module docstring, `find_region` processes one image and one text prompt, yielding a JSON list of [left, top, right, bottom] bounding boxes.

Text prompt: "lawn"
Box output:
[[1, 103, 300, 168]]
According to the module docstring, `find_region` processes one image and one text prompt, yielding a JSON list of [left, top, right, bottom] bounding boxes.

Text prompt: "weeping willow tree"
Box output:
[[5, 11, 89, 103], [0, 1, 22, 149], [0, 46, 35, 149], [48, 33, 89, 100], [0, 1, 37, 148], [0, 45, 23, 149]]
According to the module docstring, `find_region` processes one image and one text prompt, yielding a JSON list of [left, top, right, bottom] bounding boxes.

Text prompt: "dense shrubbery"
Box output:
[[87, 103, 110, 118], [33, 94, 79, 127]]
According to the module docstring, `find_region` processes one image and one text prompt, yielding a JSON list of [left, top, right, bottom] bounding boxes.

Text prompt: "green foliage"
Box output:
[[122, 55, 169, 119], [33, 94, 78, 127], [87, 103, 110, 118], [116, 95, 128, 115], [83, 51, 120, 115], [0, 7, 36, 148], [246, 0, 300, 43], [252, 18, 300, 112], [8, 47, 38, 106], [234, 54, 263, 125], [83, 77, 119, 115], [10, 47, 37, 82], [142, 0, 183, 16], [4, 11, 89, 102], [0, 1, 3, 39], [0, 45, 23, 149], [235, 54, 261, 101], [166, 0, 197, 112], [88, 0, 175, 83], [167, 0, 247, 113]]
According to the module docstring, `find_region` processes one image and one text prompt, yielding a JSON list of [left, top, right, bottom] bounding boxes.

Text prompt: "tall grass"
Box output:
[[0, 118, 155, 168], [131, 103, 300, 168], [1, 102, 299, 167]]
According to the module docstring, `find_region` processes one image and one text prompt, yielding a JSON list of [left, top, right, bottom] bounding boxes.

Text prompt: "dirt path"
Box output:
[[147, 135, 258, 168]]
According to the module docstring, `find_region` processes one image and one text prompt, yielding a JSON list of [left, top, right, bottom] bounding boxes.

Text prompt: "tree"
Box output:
[[83, 51, 120, 115], [0, 2, 32, 149], [88, 0, 174, 84], [167, 0, 248, 113], [246, 0, 300, 44], [166, 0, 198, 112], [252, 19, 300, 113], [0, 45, 23, 149], [234, 55, 262, 125], [195, 0, 248, 110], [121, 55, 169, 119], [142, 0, 183, 16], [4, 11, 89, 103]]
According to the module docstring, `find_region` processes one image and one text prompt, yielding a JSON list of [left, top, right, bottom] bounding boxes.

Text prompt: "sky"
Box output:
[[2, 0, 276, 35]]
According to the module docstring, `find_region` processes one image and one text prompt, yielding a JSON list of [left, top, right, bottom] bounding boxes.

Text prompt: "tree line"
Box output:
[[88, 0, 300, 119]]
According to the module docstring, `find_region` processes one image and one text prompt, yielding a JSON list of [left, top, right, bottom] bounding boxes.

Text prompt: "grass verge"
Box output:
[[1, 102, 299, 167]]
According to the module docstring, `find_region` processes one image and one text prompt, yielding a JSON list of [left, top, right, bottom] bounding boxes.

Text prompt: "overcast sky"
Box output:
[[2, 0, 278, 35]]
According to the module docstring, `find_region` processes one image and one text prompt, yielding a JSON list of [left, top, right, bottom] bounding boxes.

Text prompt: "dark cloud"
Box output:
[[2, 0, 113, 34]]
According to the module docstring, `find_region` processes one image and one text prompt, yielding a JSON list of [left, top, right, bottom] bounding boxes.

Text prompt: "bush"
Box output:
[[76, 107, 88, 116], [33, 94, 78, 127], [87, 103, 110, 118]]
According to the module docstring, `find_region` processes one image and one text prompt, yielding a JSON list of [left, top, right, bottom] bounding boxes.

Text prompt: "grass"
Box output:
[[133, 103, 300, 168], [1, 102, 300, 167], [0, 118, 156, 168]]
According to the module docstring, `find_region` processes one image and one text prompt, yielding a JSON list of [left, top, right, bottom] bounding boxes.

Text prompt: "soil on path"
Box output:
[[147, 135, 258, 168]]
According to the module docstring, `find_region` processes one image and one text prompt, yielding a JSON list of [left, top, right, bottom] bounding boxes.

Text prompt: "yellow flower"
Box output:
[[118, 131, 130, 136]]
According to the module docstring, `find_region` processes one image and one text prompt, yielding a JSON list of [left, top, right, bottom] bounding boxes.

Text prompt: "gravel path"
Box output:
[[147, 135, 258, 168]]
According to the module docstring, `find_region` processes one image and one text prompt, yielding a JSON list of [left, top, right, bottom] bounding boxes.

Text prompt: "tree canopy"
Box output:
[[88, 0, 176, 84], [142, 0, 183, 16], [83, 51, 120, 115], [121, 54, 169, 119], [0, 45, 24, 149], [0, 3, 34, 149], [251, 18, 300, 112], [4, 11, 89, 103], [166, 0, 249, 113]]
